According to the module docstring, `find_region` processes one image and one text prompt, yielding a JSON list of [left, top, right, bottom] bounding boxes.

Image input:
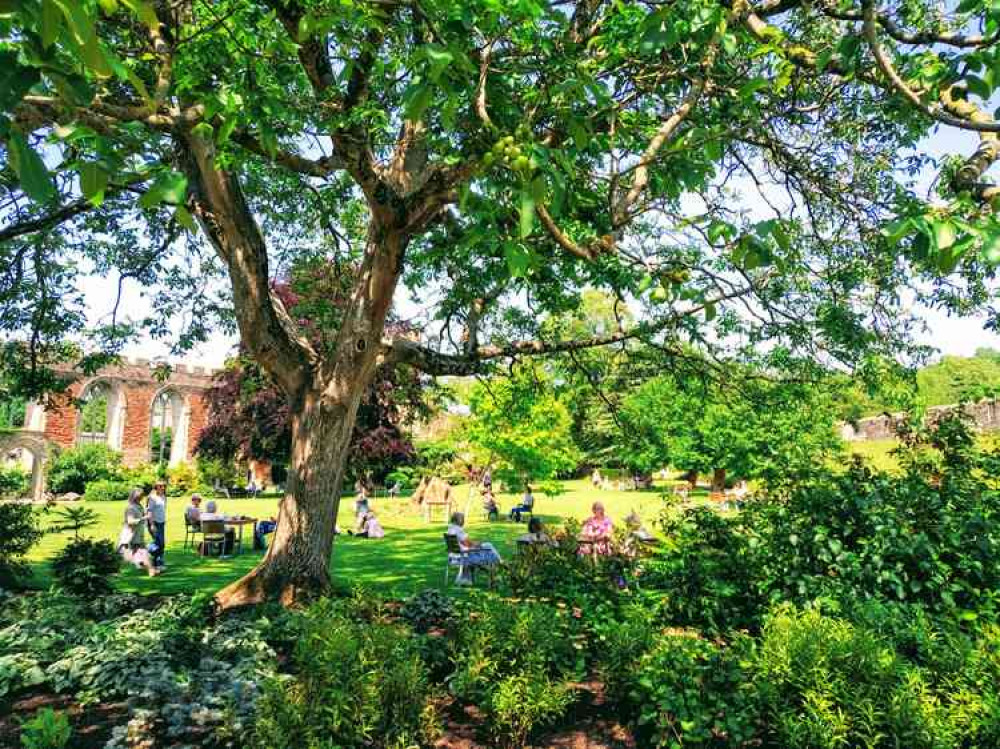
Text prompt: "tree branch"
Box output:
[[180, 131, 317, 395], [862, 0, 1000, 133], [536, 204, 615, 261], [231, 133, 345, 176], [0, 175, 148, 243], [385, 287, 749, 375]]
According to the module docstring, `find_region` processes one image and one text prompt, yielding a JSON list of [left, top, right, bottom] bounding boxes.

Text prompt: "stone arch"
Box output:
[[0, 432, 49, 501], [77, 377, 127, 450], [150, 386, 191, 466]]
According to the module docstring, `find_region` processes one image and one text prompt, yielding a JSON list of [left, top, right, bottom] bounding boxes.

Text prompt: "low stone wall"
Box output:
[[841, 399, 1000, 441]]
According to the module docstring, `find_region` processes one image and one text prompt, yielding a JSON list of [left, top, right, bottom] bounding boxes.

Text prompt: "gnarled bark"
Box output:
[[215, 386, 364, 608]]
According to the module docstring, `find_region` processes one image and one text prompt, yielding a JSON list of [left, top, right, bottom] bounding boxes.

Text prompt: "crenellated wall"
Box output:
[[32, 357, 219, 466]]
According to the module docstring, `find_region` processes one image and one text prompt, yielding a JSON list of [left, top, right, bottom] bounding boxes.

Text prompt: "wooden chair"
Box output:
[[201, 520, 229, 557], [183, 515, 202, 549]]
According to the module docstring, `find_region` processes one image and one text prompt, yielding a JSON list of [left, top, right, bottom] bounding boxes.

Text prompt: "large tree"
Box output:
[[2, 0, 999, 606]]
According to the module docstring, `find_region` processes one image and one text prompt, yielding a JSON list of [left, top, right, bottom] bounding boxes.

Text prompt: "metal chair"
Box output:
[[443, 534, 496, 587], [444, 533, 471, 585], [183, 515, 202, 549], [201, 520, 229, 557]]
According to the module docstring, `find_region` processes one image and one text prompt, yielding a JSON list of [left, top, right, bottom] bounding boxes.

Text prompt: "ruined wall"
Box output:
[[38, 357, 218, 466], [841, 399, 1000, 441]]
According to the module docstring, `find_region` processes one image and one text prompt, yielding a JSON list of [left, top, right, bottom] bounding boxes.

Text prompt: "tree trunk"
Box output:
[[711, 467, 727, 493], [215, 386, 367, 609], [684, 469, 699, 489]]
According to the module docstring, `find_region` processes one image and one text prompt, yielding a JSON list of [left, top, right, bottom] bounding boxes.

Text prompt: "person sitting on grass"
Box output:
[[482, 488, 499, 521], [509, 484, 535, 522], [354, 481, 371, 530], [517, 517, 555, 547], [446, 511, 502, 585], [349, 510, 385, 539], [579, 501, 614, 556]]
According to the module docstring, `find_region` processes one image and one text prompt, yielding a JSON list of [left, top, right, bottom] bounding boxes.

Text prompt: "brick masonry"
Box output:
[[39, 358, 218, 466]]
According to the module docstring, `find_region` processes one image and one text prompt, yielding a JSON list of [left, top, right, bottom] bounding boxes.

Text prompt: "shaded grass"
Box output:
[[26, 479, 676, 597]]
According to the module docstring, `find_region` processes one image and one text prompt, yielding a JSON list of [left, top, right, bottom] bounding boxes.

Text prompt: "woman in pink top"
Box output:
[[579, 501, 613, 556]]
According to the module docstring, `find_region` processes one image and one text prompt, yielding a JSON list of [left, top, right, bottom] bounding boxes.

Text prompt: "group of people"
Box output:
[[445, 500, 657, 585], [117, 480, 169, 575], [481, 484, 535, 523], [116, 481, 280, 573]]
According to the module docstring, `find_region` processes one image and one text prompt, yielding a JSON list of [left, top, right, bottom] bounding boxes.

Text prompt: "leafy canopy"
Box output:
[[1, 0, 998, 399]]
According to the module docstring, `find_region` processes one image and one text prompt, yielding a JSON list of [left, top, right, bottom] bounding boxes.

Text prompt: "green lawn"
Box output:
[[847, 439, 900, 472], [26, 479, 677, 597]]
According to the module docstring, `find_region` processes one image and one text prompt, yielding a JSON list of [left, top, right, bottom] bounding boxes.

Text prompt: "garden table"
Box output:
[[224, 517, 258, 555]]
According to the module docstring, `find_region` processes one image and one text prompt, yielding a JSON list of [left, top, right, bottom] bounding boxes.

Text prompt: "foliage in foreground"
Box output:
[[50, 538, 120, 597], [252, 597, 439, 749], [0, 503, 43, 589]]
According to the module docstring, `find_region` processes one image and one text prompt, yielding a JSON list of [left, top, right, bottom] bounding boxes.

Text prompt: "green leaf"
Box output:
[[140, 171, 188, 208], [881, 217, 912, 247], [174, 205, 197, 232], [966, 74, 992, 100], [41, 0, 63, 49], [933, 220, 956, 251], [504, 242, 532, 277], [983, 234, 1000, 265], [704, 302, 717, 322], [402, 81, 432, 121], [120, 0, 159, 28], [192, 122, 214, 140], [519, 185, 536, 239], [47, 71, 94, 106], [738, 77, 769, 100], [425, 45, 454, 83], [79, 162, 109, 205], [0, 53, 41, 110], [529, 174, 547, 203], [9, 131, 56, 203]]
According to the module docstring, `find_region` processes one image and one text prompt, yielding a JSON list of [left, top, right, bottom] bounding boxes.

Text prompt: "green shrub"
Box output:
[[0, 503, 43, 588], [166, 461, 199, 496], [0, 465, 29, 499], [400, 589, 455, 633], [19, 707, 71, 749], [50, 538, 120, 597], [629, 632, 758, 748], [752, 605, 1000, 749], [122, 462, 160, 493], [196, 456, 238, 491], [83, 478, 133, 502], [590, 597, 663, 705], [489, 667, 573, 749], [252, 598, 439, 749], [642, 506, 762, 632], [47, 444, 123, 495]]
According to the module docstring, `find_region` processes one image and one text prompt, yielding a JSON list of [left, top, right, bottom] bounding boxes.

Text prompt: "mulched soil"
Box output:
[[0, 693, 128, 749], [1, 683, 634, 749]]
